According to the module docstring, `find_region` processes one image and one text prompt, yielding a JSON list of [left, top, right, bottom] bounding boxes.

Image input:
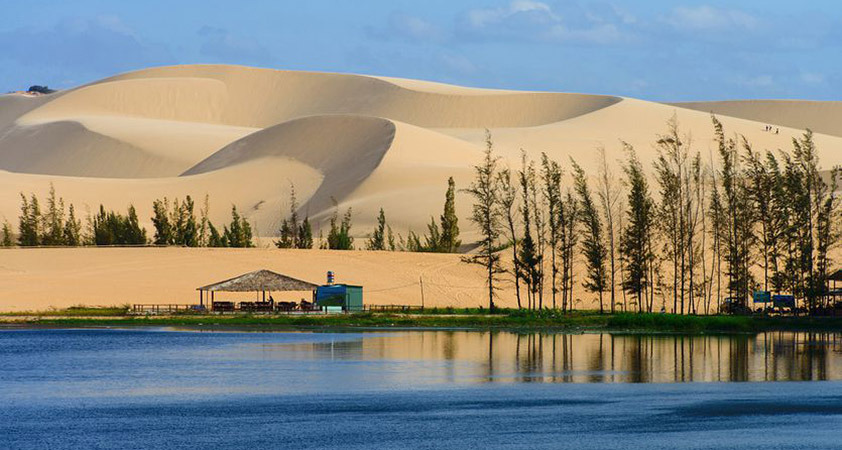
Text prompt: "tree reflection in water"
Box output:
[[286, 331, 842, 383]]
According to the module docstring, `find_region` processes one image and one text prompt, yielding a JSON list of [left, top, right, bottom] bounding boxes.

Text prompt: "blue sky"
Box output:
[[1, 0, 840, 101]]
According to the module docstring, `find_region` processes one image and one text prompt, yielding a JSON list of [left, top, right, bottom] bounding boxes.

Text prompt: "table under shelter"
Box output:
[[825, 269, 842, 306], [197, 269, 319, 312]]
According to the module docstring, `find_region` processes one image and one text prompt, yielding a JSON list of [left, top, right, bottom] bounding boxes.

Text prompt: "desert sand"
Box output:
[[2, 64, 842, 311], [0, 247, 496, 312]]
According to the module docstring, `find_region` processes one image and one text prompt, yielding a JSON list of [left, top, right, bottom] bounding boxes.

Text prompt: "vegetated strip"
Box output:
[[2, 309, 842, 333]]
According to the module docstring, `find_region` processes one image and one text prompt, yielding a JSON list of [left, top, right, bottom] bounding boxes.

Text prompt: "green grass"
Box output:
[[4, 306, 842, 332], [4, 305, 131, 317]]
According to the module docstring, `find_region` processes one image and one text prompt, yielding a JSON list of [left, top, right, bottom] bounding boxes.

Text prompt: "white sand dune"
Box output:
[[672, 100, 842, 138], [183, 114, 397, 217], [20, 66, 620, 129], [0, 93, 53, 126], [2, 65, 842, 311], [0, 159, 323, 240], [4, 64, 840, 236], [0, 120, 179, 178]]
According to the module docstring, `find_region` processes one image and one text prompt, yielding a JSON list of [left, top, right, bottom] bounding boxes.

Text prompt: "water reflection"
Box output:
[[267, 331, 842, 383]]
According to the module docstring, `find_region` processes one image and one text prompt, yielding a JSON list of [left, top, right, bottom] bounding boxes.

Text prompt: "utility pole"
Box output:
[[419, 276, 425, 310]]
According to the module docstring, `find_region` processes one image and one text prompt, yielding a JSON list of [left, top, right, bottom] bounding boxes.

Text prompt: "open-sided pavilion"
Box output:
[[197, 269, 319, 310]]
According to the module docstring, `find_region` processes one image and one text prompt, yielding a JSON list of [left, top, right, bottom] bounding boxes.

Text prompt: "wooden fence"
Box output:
[[131, 303, 424, 315]]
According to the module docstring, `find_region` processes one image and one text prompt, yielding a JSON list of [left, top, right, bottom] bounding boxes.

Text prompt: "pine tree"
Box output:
[[199, 194, 211, 247], [530, 155, 548, 309], [151, 198, 172, 245], [208, 222, 225, 247], [764, 152, 787, 295], [180, 196, 199, 247], [497, 166, 522, 308], [685, 153, 705, 315], [780, 153, 802, 298], [18, 193, 41, 246], [63, 204, 82, 246], [2, 221, 13, 247], [572, 159, 608, 313], [745, 146, 774, 292], [340, 208, 354, 250], [366, 208, 388, 251], [791, 130, 837, 310], [223, 205, 254, 248], [298, 216, 313, 249], [518, 153, 541, 309], [326, 210, 339, 249], [167, 197, 198, 246], [462, 130, 504, 311], [124, 205, 148, 245], [596, 147, 621, 313], [708, 159, 725, 312], [326, 206, 354, 250], [561, 191, 579, 311], [41, 184, 65, 246], [815, 166, 839, 306], [224, 207, 241, 248], [424, 218, 441, 252], [91, 205, 112, 245], [387, 225, 396, 251], [243, 220, 254, 248], [277, 220, 294, 248], [713, 117, 755, 309], [541, 153, 563, 310], [170, 197, 185, 245], [654, 115, 695, 314], [400, 230, 424, 252], [276, 184, 300, 249], [439, 177, 461, 252], [620, 144, 655, 313]]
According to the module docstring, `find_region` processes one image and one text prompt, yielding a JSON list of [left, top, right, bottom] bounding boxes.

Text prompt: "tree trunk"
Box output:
[[509, 219, 522, 309]]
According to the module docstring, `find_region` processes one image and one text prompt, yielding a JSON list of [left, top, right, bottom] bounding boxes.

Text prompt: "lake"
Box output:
[[2, 328, 841, 449]]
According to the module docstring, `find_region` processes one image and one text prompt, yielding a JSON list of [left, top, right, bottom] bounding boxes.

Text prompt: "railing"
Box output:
[[363, 305, 424, 313], [131, 304, 201, 314], [131, 303, 425, 314]]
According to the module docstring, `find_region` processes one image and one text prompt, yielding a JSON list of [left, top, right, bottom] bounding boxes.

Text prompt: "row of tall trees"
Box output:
[[393, 177, 461, 253], [7, 187, 254, 248], [148, 195, 255, 248], [272, 178, 460, 252], [465, 118, 841, 314], [6, 175, 462, 252], [324, 206, 355, 250], [463, 130, 593, 312], [15, 185, 83, 246], [14, 185, 144, 247], [275, 185, 313, 249], [90, 205, 147, 246], [728, 124, 839, 312]]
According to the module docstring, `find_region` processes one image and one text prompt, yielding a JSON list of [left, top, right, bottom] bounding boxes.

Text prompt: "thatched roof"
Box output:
[[829, 269, 842, 282], [197, 270, 318, 292]]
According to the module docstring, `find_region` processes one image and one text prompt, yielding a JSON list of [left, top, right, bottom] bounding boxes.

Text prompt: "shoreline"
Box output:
[[3, 311, 842, 334]]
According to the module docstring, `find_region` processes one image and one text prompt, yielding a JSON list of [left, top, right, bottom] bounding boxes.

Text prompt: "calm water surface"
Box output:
[[2, 328, 842, 449]]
